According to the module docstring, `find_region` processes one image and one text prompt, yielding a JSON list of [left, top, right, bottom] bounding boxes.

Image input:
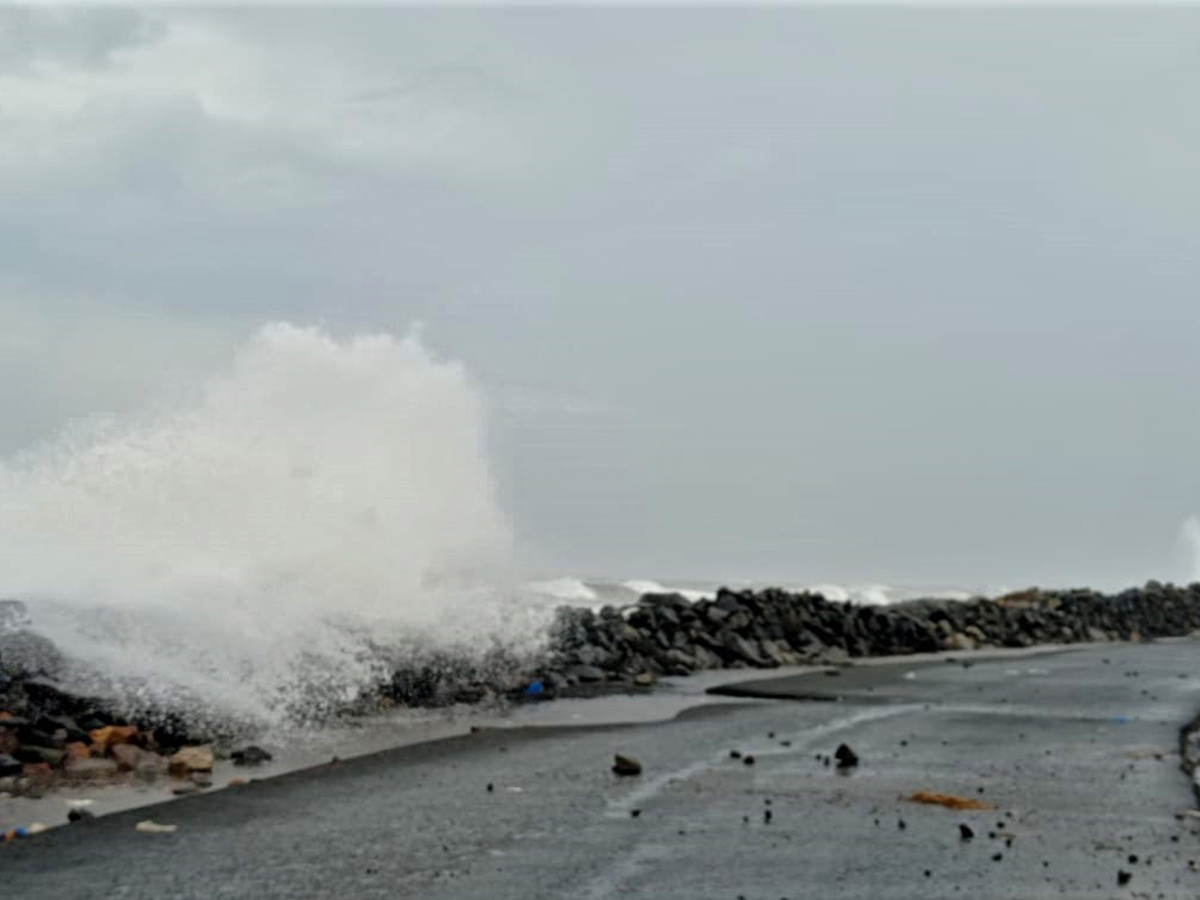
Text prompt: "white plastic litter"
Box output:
[[135, 820, 178, 834]]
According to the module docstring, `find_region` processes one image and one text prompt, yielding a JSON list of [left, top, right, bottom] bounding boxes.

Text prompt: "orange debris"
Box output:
[[906, 790, 994, 811], [89, 725, 139, 751]]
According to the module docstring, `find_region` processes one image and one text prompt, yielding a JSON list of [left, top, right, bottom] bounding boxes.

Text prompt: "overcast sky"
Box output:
[[2, 6, 1199, 591]]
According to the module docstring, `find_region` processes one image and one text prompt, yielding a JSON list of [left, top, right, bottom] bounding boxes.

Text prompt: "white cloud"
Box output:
[[0, 8, 543, 219]]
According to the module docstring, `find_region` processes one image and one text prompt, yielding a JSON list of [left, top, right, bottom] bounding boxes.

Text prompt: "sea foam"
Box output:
[[0, 324, 551, 729]]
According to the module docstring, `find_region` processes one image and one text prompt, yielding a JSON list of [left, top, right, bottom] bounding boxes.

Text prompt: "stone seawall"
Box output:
[[537, 582, 1200, 690]]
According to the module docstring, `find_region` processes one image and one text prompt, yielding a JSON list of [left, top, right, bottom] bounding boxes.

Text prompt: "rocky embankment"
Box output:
[[0, 676, 246, 808], [534, 581, 1200, 690], [4, 582, 1200, 803]]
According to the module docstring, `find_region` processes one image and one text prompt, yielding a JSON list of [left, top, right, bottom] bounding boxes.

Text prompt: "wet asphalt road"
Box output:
[[3, 640, 1200, 899]]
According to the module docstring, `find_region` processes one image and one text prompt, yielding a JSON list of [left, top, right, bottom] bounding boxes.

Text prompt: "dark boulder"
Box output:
[[834, 743, 859, 768], [612, 754, 642, 776], [232, 745, 274, 766]]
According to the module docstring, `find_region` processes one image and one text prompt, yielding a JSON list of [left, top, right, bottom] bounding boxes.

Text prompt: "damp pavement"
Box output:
[[3, 640, 1200, 899]]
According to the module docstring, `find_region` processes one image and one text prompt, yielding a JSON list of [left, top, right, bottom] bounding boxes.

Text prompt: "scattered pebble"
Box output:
[[612, 754, 642, 777]]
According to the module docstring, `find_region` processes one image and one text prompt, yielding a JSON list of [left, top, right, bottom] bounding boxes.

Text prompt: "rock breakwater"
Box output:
[[537, 581, 1200, 689]]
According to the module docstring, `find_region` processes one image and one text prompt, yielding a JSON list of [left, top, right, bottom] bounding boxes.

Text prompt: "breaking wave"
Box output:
[[0, 324, 555, 730], [804, 583, 974, 605], [527, 577, 598, 603], [619, 579, 713, 603]]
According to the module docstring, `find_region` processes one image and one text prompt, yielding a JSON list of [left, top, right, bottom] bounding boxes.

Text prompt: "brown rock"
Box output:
[[227, 778, 248, 787], [111, 744, 146, 772], [90, 725, 139, 751], [168, 746, 214, 776], [23, 762, 52, 778], [65, 741, 91, 760]]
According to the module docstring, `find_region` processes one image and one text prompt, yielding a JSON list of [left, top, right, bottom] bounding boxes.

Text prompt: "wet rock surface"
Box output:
[[534, 581, 1200, 696]]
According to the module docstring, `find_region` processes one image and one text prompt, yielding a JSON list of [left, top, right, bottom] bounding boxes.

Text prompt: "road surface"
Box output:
[[3, 640, 1200, 899]]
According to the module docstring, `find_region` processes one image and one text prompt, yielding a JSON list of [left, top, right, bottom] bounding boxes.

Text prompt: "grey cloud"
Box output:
[[2, 7, 1200, 590], [0, 8, 162, 73]]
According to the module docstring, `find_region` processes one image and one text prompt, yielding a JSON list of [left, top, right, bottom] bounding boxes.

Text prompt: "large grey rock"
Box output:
[[570, 665, 606, 683], [727, 634, 770, 667], [664, 649, 698, 674], [758, 640, 788, 667]]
